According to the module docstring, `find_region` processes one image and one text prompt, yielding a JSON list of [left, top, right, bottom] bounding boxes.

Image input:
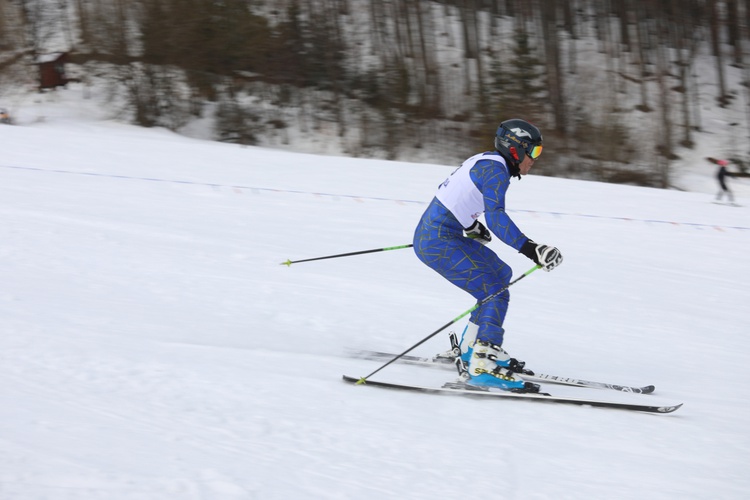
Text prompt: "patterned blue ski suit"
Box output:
[[413, 151, 529, 346]]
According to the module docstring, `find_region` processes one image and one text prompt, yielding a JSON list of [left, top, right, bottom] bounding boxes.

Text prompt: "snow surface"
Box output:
[[1, 89, 749, 499]]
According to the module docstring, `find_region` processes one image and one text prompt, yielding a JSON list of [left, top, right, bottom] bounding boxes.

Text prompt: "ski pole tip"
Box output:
[[280, 259, 293, 267], [355, 377, 367, 385]]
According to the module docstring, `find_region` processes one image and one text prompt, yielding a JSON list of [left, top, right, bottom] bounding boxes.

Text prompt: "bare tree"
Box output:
[[726, 0, 743, 66], [562, 0, 578, 75], [540, 0, 565, 132], [458, 0, 481, 98], [708, 0, 729, 106], [413, 0, 440, 114], [633, 0, 653, 112], [19, 0, 58, 57], [655, 40, 673, 188], [669, 0, 703, 147], [0, 1, 23, 51]]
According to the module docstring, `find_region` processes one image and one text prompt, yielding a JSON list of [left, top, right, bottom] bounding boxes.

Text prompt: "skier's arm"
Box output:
[[484, 204, 527, 250], [473, 161, 528, 251], [475, 160, 563, 271]]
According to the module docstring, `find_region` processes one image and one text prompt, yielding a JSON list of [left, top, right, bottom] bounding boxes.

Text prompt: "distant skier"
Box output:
[[413, 119, 562, 392], [715, 159, 735, 204], [0, 108, 10, 125]]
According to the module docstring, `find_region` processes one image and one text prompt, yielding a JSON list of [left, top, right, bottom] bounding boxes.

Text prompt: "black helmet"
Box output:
[[494, 119, 543, 167]]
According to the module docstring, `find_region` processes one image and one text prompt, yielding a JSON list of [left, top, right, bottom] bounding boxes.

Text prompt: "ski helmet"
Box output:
[[494, 119, 543, 167]]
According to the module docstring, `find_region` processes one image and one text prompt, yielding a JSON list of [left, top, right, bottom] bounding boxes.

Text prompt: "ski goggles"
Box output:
[[527, 144, 543, 159]]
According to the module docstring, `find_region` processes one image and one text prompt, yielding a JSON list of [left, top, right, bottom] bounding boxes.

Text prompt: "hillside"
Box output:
[[2, 0, 750, 188]]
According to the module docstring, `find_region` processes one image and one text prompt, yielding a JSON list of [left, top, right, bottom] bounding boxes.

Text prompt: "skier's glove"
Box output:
[[520, 239, 563, 272], [465, 220, 492, 245]]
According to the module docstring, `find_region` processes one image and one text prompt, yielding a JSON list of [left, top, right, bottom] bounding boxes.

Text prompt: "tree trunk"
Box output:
[[655, 42, 673, 188], [634, 1, 651, 112], [726, 0, 742, 66], [709, 0, 729, 106], [542, 0, 565, 132]]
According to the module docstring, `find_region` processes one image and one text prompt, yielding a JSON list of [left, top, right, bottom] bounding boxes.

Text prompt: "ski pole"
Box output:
[[281, 244, 413, 267], [354, 264, 542, 384]]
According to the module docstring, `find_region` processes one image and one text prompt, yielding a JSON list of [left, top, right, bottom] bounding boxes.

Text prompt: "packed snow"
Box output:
[[1, 88, 749, 499]]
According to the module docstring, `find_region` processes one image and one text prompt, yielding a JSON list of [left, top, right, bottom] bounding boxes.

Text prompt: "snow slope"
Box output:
[[1, 96, 749, 499]]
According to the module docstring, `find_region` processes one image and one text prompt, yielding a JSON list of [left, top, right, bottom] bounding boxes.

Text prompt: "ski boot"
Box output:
[[466, 340, 540, 393], [437, 323, 533, 375]]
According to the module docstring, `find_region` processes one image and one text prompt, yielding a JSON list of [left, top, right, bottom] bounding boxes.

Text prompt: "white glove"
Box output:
[[535, 244, 563, 271], [520, 240, 563, 272]]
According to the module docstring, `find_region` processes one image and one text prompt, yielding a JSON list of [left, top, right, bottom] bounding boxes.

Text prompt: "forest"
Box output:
[[1, 0, 749, 187]]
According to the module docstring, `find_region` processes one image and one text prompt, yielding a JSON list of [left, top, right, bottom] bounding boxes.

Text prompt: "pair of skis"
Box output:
[[344, 340, 683, 414]]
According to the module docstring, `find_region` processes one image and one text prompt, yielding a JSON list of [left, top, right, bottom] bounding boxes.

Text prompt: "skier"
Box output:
[[413, 119, 562, 392], [715, 159, 735, 204]]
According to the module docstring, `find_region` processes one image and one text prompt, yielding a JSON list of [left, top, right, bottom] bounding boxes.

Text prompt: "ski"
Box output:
[[346, 349, 656, 394], [712, 201, 742, 207], [342, 375, 681, 414]]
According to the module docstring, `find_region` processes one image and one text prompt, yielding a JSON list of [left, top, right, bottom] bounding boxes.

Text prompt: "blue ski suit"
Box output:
[[413, 151, 530, 346]]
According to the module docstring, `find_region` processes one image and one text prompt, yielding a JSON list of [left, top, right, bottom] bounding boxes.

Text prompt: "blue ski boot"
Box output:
[[467, 340, 539, 392], [457, 323, 529, 373], [437, 324, 531, 376]]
